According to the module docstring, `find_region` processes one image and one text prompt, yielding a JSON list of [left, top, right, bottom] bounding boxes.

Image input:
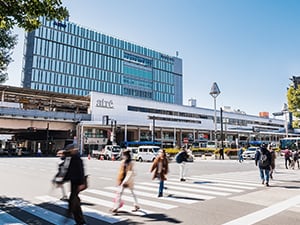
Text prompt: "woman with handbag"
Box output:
[[111, 149, 139, 213], [150, 149, 169, 197]]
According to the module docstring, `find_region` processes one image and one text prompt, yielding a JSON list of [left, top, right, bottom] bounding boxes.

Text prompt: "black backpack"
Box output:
[[175, 151, 184, 163], [259, 151, 268, 167]]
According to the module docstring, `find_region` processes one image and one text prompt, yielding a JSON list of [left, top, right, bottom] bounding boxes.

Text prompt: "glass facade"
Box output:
[[22, 17, 183, 104]]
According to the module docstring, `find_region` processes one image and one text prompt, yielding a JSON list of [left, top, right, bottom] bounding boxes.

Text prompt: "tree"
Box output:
[[287, 86, 300, 128], [0, 0, 69, 83], [0, 29, 17, 83]]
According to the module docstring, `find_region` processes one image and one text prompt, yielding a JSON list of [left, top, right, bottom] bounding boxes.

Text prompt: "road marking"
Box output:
[[223, 194, 300, 225], [85, 189, 176, 209], [140, 182, 230, 196], [105, 186, 198, 204], [79, 194, 155, 215], [36, 195, 125, 224], [8, 199, 74, 225], [132, 184, 215, 200], [191, 177, 261, 187], [0, 209, 26, 225], [188, 179, 255, 190], [167, 180, 244, 193]]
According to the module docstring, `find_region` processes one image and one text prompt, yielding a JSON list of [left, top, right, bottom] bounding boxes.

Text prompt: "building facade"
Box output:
[[78, 92, 286, 151], [22, 17, 183, 104]]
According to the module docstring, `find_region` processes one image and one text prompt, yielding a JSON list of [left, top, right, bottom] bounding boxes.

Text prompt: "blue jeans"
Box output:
[[259, 168, 270, 183], [159, 180, 164, 194]]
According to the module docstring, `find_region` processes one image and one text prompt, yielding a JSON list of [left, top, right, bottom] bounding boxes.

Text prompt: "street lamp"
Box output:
[[210, 82, 221, 148], [282, 103, 289, 138]]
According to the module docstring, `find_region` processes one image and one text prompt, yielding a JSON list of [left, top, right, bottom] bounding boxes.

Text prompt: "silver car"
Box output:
[[242, 147, 260, 160]]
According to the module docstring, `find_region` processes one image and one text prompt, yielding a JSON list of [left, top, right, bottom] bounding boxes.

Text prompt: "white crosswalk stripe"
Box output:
[[0, 209, 26, 225], [85, 189, 176, 210], [1, 199, 74, 225], [167, 180, 244, 193], [105, 186, 200, 204], [1, 171, 276, 224], [35, 195, 125, 224], [137, 182, 230, 196]]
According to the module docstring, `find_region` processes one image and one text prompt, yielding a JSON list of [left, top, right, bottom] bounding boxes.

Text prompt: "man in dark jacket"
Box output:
[[63, 144, 86, 225], [176, 146, 188, 181], [255, 144, 272, 187]]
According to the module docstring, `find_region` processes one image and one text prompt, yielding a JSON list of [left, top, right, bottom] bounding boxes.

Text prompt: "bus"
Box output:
[[121, 141, 161, 148], [279, 137, 300, 150]]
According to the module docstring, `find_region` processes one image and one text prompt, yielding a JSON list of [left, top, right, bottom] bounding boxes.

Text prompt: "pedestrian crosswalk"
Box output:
[[0, 169, 296, 224]]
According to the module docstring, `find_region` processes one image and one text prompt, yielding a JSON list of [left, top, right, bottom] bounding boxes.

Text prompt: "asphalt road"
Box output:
[[0, 155, 300, 225]]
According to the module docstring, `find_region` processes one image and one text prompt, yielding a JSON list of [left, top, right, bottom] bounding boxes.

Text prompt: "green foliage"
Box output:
[[0, 0, 69, 31], [0, 29, 17, 83], [0, 0, 69, 83], [287, 86, 300, 128]]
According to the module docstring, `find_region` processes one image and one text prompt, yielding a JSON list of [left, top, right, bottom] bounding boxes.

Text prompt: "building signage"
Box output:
[[53, 21, 67, 28], [160, 54, 174, 62], [95, 99, 114, 109]]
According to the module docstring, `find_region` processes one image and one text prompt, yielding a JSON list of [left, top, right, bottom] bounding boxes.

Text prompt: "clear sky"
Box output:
[[5, 0, 300, 117]]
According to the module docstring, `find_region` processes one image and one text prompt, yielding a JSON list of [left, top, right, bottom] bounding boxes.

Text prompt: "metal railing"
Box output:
[[0, 107, 91, 121]]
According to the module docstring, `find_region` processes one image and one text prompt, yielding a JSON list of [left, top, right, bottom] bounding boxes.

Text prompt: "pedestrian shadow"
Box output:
[[0, 196, 47, 224], [268, 184, 300, 189], [141, 213, 182, 223], [193, 181, 214, 184], [167, 194, 205, 201], [115, 210, 182, 224]]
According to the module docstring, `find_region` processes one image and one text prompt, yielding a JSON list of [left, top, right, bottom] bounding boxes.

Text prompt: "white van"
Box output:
[[126, 147, 138, 160], [136, 145, 160, 162]]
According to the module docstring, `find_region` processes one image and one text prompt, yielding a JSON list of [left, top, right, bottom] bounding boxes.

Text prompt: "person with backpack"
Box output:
[[176, 146, 189, 181], [268, 145, 276, 179], [255, 144, 272, 187]]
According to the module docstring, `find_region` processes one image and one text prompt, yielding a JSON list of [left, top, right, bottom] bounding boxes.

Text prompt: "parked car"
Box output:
[[136, 145, 160, 162], [92, 145, 122, 160], [242, 147, 260, 160]]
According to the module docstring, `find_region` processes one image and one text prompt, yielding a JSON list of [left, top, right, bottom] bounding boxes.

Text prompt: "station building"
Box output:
[[0, 85, 288, 154], [78, 92, 286, 152], [13, 17, 289, 152], [22, 17, 183, 105]]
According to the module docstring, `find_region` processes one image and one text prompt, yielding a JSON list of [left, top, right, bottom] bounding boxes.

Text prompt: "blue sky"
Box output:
[[5, 0, 300, 116]]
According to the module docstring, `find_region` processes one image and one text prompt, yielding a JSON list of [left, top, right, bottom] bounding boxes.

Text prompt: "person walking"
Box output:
[[219, 148, 224, 160], [238, 147, 244, 163], [268, 145, 276, 179], [284, 148, 292, 169], [255, 144, 272, 187], [150, 149, 169, 197], [176, 146, 188, 181], [63, 144, 87, 225], [111, 149, 139, 213], [291, 149, 299, 169], [52, 149, 69, 200]]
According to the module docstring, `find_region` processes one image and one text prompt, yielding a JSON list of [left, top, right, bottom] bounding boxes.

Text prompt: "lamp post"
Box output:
[[282, 103, 289, 138], [210, 82, 221, 149]]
